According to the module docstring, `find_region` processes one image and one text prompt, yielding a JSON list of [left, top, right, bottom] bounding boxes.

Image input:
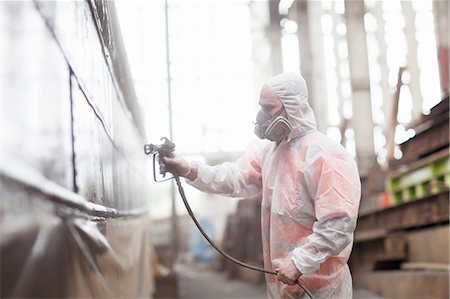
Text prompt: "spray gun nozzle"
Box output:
[[144, 137, 175, 157]]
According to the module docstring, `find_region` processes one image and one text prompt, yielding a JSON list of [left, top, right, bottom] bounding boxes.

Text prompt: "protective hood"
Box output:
[[264, 72, 317, 142]]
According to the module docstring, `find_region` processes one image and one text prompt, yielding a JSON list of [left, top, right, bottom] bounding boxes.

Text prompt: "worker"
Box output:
[[161, 72, 361, 298]]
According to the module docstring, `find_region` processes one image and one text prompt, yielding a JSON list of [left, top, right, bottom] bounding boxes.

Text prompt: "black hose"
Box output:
[[173, 174, 314, 299]]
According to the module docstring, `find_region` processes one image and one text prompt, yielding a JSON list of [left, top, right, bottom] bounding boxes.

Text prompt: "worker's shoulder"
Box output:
[[245, 138, 271, 156], [302, 131, 351, 159]]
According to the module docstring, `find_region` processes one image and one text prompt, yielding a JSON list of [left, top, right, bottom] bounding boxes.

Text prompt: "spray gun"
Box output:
[[144, 137, 176, 182], [143, 137, 313, 299]]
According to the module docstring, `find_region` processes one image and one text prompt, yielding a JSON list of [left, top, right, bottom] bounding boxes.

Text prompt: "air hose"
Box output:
[[144, 138, 313, 298]]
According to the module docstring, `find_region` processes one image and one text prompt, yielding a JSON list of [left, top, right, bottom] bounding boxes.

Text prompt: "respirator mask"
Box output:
[[254, 106, 292, 142]]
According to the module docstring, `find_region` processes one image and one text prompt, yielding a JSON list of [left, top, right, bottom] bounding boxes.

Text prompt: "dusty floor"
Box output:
[[174, 262, 384, 299], [176, 262, 267, 299]]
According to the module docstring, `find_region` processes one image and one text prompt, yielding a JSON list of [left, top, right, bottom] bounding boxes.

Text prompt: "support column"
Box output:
[[290, 0, 313, 96], [344, 0, 375, 176], [249, 1, 275, 100], [433, 0, 450, 96], [163, 0, 178, 266], [290, 0, 329, 130], [372, 2, 392, 133], [266, 0, 283, 75], [402, 1, 423, 120], [304, 1, 329, 132], [330, 4, 346, 128]]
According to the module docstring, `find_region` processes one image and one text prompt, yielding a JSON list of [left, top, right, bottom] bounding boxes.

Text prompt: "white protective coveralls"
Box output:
[[187, 73, 361, 298]]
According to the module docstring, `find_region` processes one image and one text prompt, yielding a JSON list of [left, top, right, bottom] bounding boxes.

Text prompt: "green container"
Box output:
[[387, 151, 450, 204]]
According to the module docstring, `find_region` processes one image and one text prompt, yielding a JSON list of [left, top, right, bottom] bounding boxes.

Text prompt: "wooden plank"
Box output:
[[398, 96, 449, 163], [354, 270, 449, 299], [400, 117, 449, 163], [350, 233, 406, 271], [407, 225, 450, 263], [406, 96, 449, 131], [354, 229, 388, 243], [401, 262, 449, 271], [383, 234, 405, 259], [389, 148, 449, 178], [356, 191, 449, 231]]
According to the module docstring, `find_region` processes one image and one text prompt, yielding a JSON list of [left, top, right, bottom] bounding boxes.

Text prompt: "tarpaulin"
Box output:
[[1, 1, 155, 297]]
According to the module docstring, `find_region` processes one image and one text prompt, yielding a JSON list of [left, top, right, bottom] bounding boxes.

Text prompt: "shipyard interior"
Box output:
[[1, 0, 449, 298]]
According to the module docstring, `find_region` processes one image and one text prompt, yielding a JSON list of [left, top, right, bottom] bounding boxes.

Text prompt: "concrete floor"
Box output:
[[176, 263, 267, 299], [174, 262, 384, 299]]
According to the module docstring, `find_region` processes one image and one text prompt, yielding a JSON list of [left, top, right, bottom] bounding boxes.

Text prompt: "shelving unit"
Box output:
[[351, 97, 450, 299]]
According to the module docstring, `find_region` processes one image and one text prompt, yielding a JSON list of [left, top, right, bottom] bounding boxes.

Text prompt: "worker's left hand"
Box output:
[[275, 258, 302, 285]]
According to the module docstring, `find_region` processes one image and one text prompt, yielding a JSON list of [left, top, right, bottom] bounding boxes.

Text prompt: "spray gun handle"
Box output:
[[144, 137, 177, 181]]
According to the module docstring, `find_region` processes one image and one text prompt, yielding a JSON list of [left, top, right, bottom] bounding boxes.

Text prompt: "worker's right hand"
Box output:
[[160, 155, 193, 178]]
